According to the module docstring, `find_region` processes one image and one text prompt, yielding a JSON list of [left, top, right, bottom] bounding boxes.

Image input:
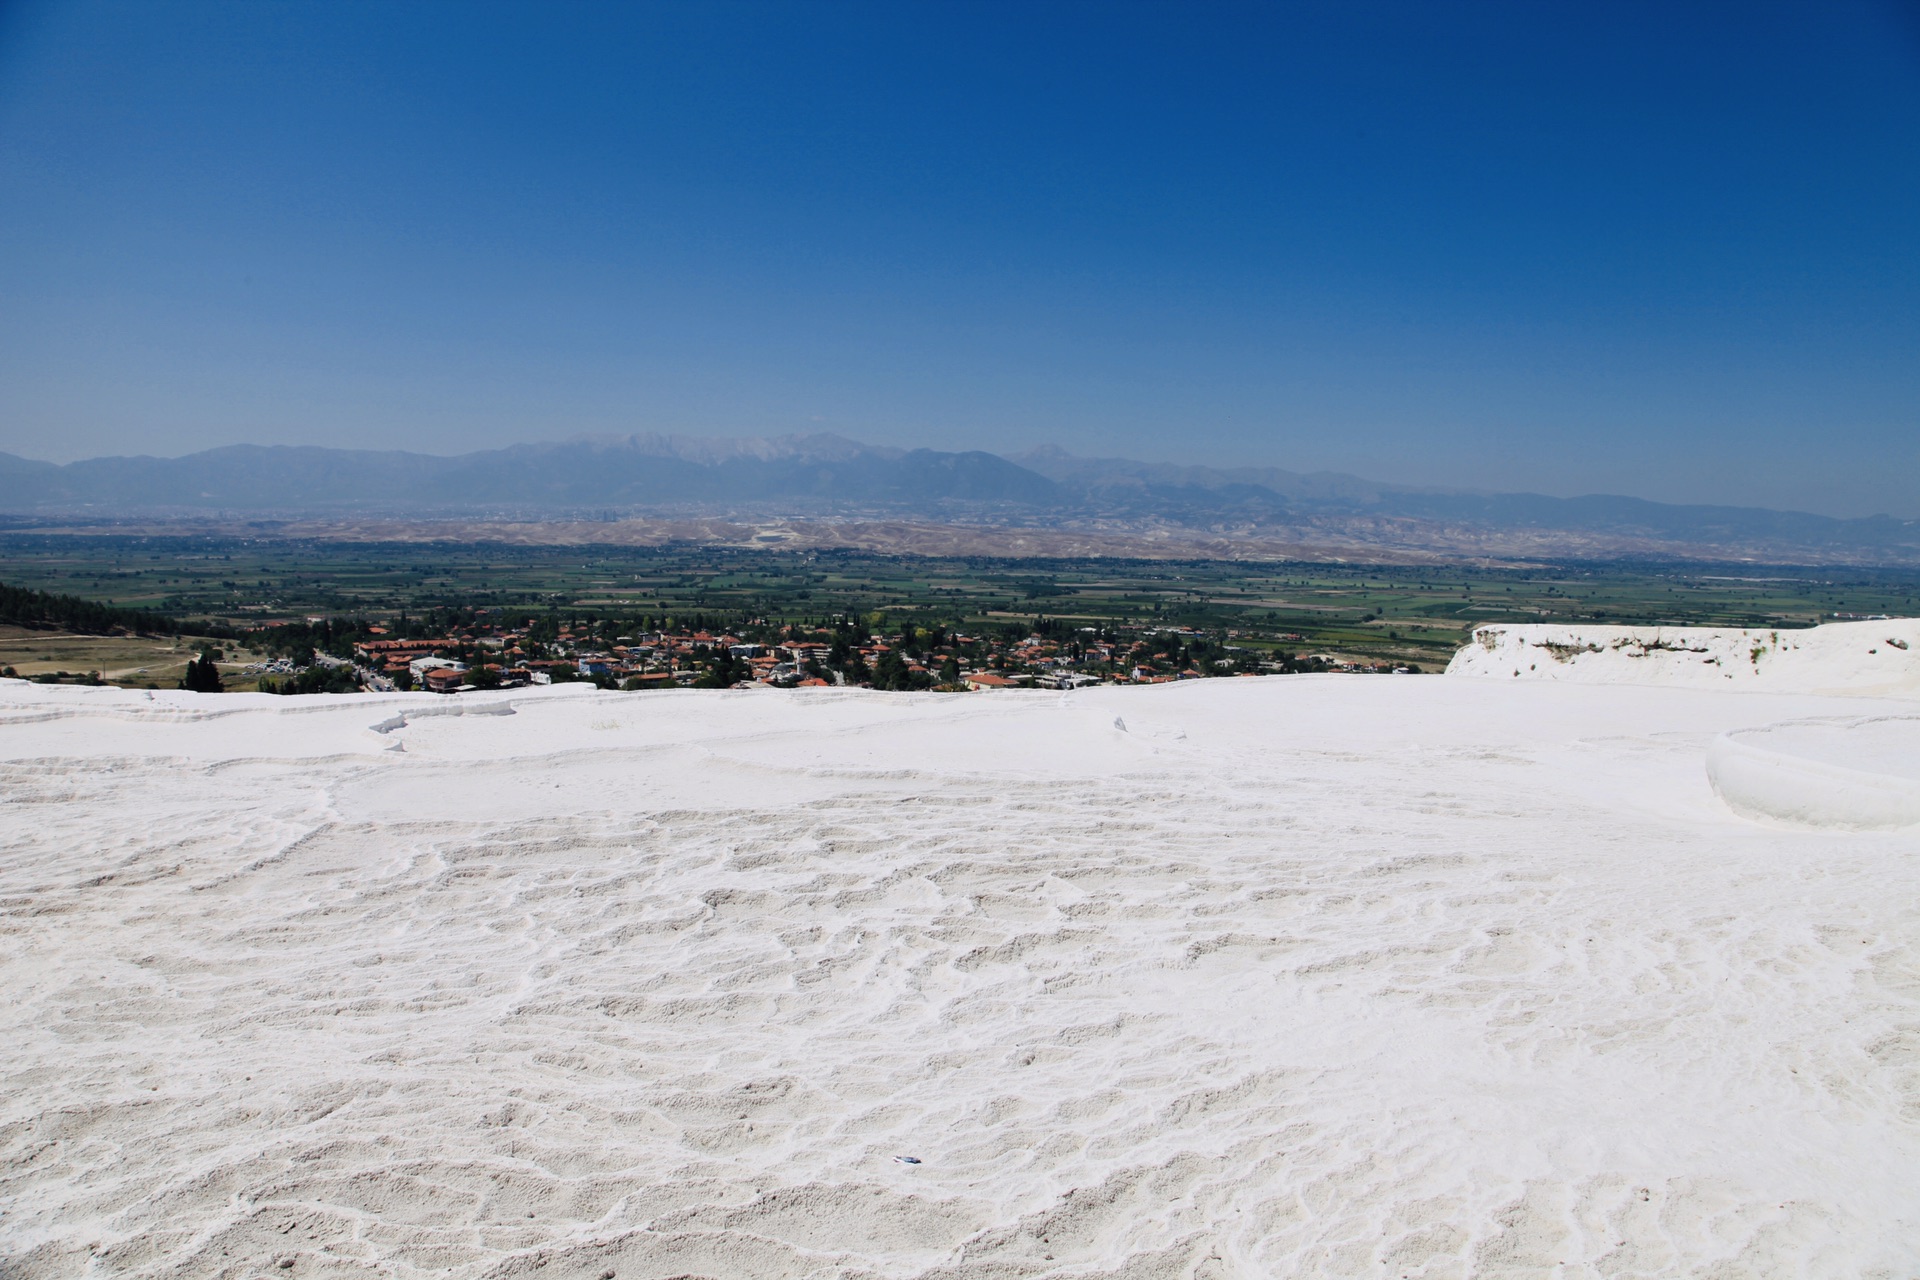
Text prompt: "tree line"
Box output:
[[0, 579, 187, 636]]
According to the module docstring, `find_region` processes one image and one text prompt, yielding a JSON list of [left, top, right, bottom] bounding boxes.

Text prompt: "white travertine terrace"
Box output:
[[2, 656, 1916, 1276], [1446, 617, 1920, 698]]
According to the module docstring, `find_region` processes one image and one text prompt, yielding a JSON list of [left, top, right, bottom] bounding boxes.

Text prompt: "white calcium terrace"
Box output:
[[1450, 619, 1920, 834], [1708, 716, 1920, 830], [0, 643, 1916, 1277], [1446, 616, 1920, 698]]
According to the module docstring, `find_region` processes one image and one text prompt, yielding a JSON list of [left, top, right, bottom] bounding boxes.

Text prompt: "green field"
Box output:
[[4, 535, 1918, 682]]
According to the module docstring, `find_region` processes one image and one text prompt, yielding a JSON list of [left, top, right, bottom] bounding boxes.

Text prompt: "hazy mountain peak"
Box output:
[[553, 432, 899, 465], [0, 436, 1914, 564]]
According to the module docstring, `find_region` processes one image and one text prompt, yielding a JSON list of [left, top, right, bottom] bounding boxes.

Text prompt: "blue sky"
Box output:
[[1, 1, 1917, 516]]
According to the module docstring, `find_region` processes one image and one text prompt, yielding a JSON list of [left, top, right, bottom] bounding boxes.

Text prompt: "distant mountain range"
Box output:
[[0, 435, 1055, 511], [2, 434, 1916, 566]]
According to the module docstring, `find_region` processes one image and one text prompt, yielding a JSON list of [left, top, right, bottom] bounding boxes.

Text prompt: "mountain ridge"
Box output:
[[1, 435, 1915, 565]]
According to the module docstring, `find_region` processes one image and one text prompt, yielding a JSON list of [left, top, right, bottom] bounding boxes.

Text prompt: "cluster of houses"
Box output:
[[344, 620, 1403, 695], [354, 628, 849, 692]]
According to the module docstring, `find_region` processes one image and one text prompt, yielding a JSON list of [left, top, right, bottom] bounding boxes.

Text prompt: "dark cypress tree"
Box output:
[[181, 653, 223, 693]]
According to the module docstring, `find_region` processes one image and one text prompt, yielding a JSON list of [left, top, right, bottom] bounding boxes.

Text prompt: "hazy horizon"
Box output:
[[6, 429, 1920, 521], [2, 2, 1917, 518]]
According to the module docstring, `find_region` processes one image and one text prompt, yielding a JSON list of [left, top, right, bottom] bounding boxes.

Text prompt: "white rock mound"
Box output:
[[1447, 617, 1920, 698], [1708, 715, 1920, 829]]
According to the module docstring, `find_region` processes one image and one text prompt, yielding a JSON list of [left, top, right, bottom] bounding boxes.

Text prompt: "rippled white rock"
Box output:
[[2, 673, 1918, 1277]]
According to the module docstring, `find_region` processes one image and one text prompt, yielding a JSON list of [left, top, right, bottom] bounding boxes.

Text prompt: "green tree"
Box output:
[[872, 649, 912, 691], [0, 579, 184, 636], [181, 653, 223, 693], [694, 649, 745, 688], [265, 664, 359, 695]]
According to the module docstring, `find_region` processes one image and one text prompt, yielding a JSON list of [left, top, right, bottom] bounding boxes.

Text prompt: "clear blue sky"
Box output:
[[1, 1, 1917, 516]]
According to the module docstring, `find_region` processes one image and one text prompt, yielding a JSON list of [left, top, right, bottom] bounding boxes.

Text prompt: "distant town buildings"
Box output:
[[306, 615, 1406, 696]]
